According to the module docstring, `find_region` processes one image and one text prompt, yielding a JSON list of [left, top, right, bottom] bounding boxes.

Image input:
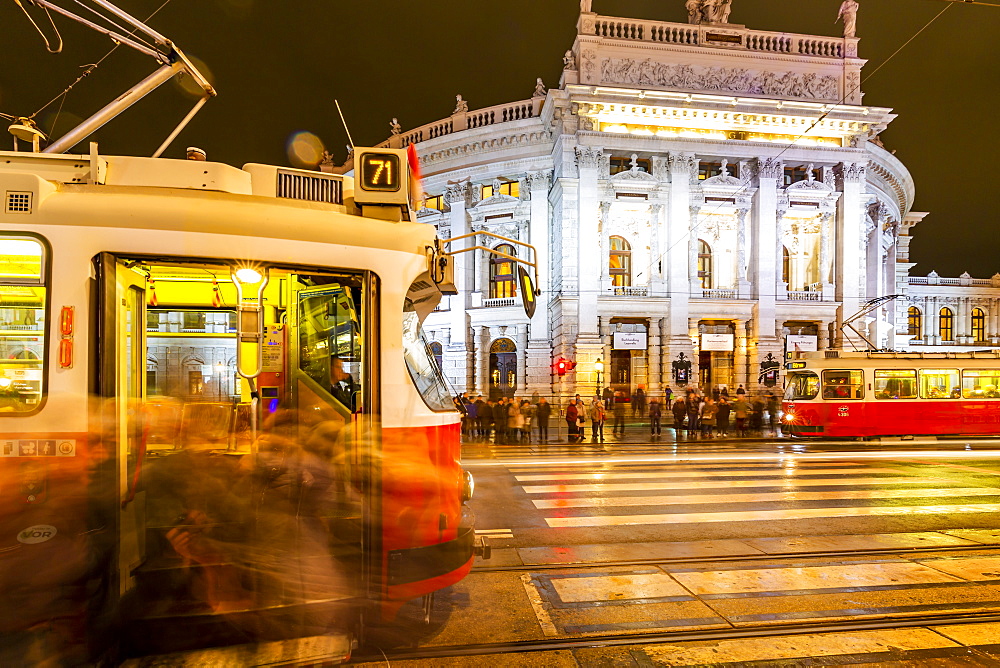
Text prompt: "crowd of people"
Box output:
[[453, 385, 783, 444]]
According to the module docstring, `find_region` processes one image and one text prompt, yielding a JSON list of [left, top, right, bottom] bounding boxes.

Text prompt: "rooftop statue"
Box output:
[[836, 0, 859, 38], [454, 94, 468, 114], [686, 0, 732, 25]]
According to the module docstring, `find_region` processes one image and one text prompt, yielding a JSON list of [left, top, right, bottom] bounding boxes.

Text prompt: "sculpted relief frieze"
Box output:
[[600, 58, 839, 102]]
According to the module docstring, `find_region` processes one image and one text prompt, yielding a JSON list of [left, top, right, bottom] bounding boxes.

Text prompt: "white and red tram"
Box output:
[[0, 145, 483, 662], [782, 350, 1000, 438]]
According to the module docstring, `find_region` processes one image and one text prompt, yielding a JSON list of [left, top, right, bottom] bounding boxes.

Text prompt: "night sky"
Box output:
[[1, 0, 995, 277]]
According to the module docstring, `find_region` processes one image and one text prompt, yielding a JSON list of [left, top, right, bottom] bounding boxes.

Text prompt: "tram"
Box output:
[[0, 141, 487, 662], [782, 350, 1000, 438]]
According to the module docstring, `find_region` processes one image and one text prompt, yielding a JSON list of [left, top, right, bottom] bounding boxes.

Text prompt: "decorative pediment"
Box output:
[[609, 154, 657, 189], [787, 178, 833, 192], [702, 174, 742, 187], [475, 193, 518, 207]]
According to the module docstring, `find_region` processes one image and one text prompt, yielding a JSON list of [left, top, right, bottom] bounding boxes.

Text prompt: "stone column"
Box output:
[[573, 147, 605, 395], [834, 162, 867, 347], [576, 146, 602, 337], [476, 326, 491, 396], [667, 153, 696, 346], [648, 318, 662, 395], [516, 324, 528, 392], [444, 181, 473, 391], [818, 321, 830, 350], [736, 203, 751, 298], [735, 322, 749, 390], [649, 203, 665, 295], [751, 157, 782, 388], [525, 170, 553, 393]]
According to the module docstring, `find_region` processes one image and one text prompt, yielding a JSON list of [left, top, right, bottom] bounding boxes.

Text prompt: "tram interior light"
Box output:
[[234, 267, 263, 284]]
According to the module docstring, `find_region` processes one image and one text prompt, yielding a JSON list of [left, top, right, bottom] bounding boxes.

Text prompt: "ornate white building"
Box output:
[[376, 4, 934, 400]]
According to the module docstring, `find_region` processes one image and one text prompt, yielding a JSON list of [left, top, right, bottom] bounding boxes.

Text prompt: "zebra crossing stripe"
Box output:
[[521, 477, 935, 493], [531, 488, 1000, 509], [514, 467, 904, 482], [543, 503, 1000, 527]]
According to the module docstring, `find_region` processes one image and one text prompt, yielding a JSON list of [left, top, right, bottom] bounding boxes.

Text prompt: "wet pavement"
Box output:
[[351, 428, 1000, 666]]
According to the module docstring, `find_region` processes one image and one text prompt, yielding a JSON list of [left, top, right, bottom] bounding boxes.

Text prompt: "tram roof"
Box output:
[[0, 148, 435, 254]]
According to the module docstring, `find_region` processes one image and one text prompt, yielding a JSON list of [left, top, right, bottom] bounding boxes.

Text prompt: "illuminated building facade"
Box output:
[[385, 7, 923, 399]]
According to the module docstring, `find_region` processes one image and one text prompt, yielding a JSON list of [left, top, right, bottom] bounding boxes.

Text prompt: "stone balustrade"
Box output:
[[786, 291, 822, 301], [588, 14, 851, 59], [608, 286, 649, 297], [482, 297, 518, 308], [701, 288, 737, 299], [377, 97, 544, 150]]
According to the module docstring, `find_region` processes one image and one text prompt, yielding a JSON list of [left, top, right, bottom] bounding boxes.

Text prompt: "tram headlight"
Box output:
[[0, 377, 11, 390], [461, 470, 475, 503]]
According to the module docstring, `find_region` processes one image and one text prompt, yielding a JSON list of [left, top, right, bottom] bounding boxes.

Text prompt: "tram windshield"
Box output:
[[784, 371, 819, 401]]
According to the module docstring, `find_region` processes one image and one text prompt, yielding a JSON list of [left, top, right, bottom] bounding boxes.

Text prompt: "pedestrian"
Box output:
[[602, 386, 614, 405], [590, 397, 606, 442], [672, 397, 687, 435], [493, 397, 508, 444], [716, 395, 731, 437], [474, 395, 487, 438], [521, 399, 534, 442], [648, 397, 662, 437], [733, 393, 750, 437], [700, 396, 718, 438], [685, 391, 702, 438], [612, 391, 626, 436], [577, 400, 588, 442], [766, 393, 779, 435], [466, 394, 478, 439], [536, 397, 551, 442], [750, 394, 765, 435], [483, 398, 495, 441], [566, 399, 579, 442], [454, 394, 469, 436], [508, 399, 525, 443], [632, 385, 646, 418], [664, 385, 673, 406], [531, 390, 540, 405]]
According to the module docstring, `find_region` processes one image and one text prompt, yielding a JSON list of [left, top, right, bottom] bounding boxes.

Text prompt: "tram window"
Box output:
[[784, 372, 819, 400], [874, 369, 917, 399], [962, 369, 1000, 399], [918, 369, 960, 399], [297, 275, 364, 413], [821, 370, 863, 399], [0, 235, 48, 415]]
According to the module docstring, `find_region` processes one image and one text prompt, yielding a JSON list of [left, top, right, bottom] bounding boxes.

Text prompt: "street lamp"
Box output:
[[595, 358, 604, 390]]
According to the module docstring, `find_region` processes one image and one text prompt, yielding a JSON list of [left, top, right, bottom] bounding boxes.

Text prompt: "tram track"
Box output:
[[353, 610, 1000, 661], [470, 541, 1000, 573]]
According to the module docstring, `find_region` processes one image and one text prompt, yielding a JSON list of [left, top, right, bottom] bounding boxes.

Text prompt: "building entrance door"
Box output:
[[611, 349, 632, 397], [489, 338, 517, 400]]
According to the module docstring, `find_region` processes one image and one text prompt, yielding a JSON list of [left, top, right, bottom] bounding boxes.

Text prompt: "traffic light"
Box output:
[[554, 357, 576, 376]]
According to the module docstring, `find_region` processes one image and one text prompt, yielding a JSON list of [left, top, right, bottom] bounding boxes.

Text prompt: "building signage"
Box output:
[[786, 334, 818, 352], [701, 333, 734, 351], [613, 332, 647, 350]]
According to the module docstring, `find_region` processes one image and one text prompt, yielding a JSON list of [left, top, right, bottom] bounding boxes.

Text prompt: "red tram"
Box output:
[[0, 143, 483, 663], [782, 350, 1000, 438]]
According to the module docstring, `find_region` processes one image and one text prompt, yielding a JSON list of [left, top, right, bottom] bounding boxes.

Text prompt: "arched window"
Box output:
[[429, 341, 443, 370], [782, 246, 790, 286], [697, 240, 713, 289], [489, 244, 516, 299], [972, 308, 986, 342], [939, 307, 954, 342], [609, 236, 631, 287], [907, 307, 922, 338]]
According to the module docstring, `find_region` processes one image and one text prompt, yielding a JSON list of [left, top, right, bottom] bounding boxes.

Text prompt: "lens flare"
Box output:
[[286, 131, 325, 169]]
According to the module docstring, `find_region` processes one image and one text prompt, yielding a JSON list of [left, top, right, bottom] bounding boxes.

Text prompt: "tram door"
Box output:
[[98, 254, 148, 598]]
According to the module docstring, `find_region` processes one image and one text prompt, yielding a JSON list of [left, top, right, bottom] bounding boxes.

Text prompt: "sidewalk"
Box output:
[[461, 416, 787, 447]]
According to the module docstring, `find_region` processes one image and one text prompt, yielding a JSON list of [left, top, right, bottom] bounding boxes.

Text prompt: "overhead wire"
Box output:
[[12, 0, 175, 136]]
